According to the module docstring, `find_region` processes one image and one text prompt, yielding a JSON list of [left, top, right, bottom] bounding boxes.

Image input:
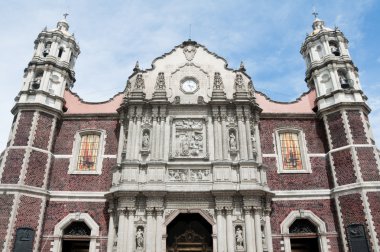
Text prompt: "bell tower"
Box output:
[[15, 14, 80, 112], [0, 15, 80, 252], [301, 14, 380, 251]]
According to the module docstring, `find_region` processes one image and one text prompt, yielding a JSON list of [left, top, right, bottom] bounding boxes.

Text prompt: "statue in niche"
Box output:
[[229, 131, 237, 150], [235, 227, 244, 249], [142, 131, 150, 149], [136, 227, 144, 249]]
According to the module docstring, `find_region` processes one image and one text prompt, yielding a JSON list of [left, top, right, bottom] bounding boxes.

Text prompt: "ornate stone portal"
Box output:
[[107, 40, 272, 252]]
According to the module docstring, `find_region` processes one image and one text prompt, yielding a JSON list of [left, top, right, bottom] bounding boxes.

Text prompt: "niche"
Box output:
[[229, 129, 238, 154], [316, 45, 324, 60]]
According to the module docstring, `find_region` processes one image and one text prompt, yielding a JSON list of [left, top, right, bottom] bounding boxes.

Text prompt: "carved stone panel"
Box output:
[[168, 168, 211, 182], [170, 118, 208, 159]]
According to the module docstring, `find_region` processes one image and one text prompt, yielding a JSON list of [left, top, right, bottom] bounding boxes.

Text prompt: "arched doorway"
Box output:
[[167, 213, 213, 252], [62, 221, 91, 252], [289, 219, 319, 252]]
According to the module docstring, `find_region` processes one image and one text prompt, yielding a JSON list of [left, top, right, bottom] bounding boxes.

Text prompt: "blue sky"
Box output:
[[0, 0, 379, 149]]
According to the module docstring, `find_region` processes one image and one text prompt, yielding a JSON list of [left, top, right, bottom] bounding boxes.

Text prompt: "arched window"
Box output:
[[43, 42, 51, 57], [31, 71, 43, 90], [329, 41, 340, 56], [58, 47, 64, 58], [62, 222, 91, 252], [337, 69, 353, 89]]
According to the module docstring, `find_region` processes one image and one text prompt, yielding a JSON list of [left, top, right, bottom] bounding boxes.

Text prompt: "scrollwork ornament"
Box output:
[[235, 73, 245, 91], [134, 74, 145, 90], [213, 72, 224, 89], [155, 72, 166, 90]]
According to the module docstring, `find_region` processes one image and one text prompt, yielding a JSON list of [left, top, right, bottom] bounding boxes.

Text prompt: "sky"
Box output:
[[0, 0, 380, 149]]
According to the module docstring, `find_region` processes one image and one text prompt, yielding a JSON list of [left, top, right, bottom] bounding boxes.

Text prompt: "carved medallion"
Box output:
[[183, 44, 197, 61]]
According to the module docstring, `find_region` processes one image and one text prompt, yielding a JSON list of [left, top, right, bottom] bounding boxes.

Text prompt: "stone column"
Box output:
[[216, 208, 225, 251], [126, 114, 134, 159], [264, 209, 273, 252], [254, 207, 263, 252], [245, 112, 253, 160], [237, 113, 247, 159], [127, 208, 136, 252], [159, 117, 166, 160], [134, 115, 142, 160], [226, 207, 234, 252], [116, 208, 127, 252], [146, 207, 156, 251], [107, 210, 115, 252], [244, 207, 255, 252], [156, 208, 164, 252], [220, 108, 229, 160]]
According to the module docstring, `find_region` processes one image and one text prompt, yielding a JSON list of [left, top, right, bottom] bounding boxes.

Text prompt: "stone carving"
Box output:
[[136, 227, 144, 249], [190, 169, 211, 181], [183, 42, 197, 61], [142, 131, 150, 149], [172, 119, 206, 159], [229, 131, 237, 150], [168, 169, 188, 181], [173, 96, 181, 104], [213, 72, 224, 89], [134, 74, 145, 90], [155, 72, 165, 90], [235, 226, 244, 250], [235, 73, 245, 91]]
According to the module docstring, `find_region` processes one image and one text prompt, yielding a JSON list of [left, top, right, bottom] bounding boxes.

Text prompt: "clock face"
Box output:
[[181, 79, 198, 93]]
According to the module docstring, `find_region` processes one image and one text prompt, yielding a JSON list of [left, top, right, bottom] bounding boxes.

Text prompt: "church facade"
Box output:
[[0, 16, 379, 252]]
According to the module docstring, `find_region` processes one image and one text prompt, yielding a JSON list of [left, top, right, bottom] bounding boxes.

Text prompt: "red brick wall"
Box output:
[[367, 192, 380, 248], [53, 119, 119, 155], [271, 199, 339, 234], [10, 195, 42, 251], [331, 149, 356, 186], [41, 201, 109, 251], [264, 156, 332, 190], [326, 111, 348, 149], [13, 111, 34, 146], [48, 157, 114, 191], [24, 151, 49, 187], [270, 199, 341, 251], [33, 112, 54, 150], [357, 147, 380, 181], [1, 149, 25, 184], [259, 118, 327, 154], [0, 194, 14, 252], [347, 110, 368, 145], [338, 194, 371, 250]]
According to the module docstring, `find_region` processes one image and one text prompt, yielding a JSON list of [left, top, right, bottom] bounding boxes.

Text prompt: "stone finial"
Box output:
[[133, 61, 140, 72], [239, 61, 246, 72]]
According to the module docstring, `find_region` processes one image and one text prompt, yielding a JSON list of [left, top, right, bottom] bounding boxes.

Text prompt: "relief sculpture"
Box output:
[[171, 119, 207, 159]]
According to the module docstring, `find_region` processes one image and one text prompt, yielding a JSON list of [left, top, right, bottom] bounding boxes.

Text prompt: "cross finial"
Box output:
[[63, 13, 69, 19], [312, 7, 318, 19], [189, 24, 192, 40]]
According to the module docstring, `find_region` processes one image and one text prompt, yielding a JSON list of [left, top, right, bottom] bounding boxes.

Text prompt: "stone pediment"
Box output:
[[126, 40, 254, 103]]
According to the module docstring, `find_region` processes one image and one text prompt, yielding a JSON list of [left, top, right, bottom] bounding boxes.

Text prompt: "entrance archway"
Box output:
[[166, 213, 213, 252], [62, 222, 91, 252]]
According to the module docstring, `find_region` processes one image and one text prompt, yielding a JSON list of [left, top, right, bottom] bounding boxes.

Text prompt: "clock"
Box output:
[[181, 79, 198, 93]]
